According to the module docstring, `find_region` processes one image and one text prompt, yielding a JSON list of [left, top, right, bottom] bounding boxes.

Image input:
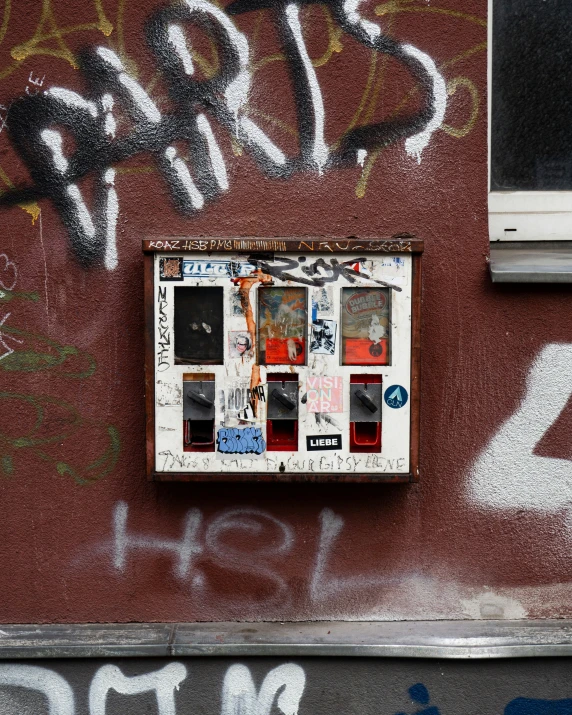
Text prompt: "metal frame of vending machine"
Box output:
[[143, 237, 422, 482]]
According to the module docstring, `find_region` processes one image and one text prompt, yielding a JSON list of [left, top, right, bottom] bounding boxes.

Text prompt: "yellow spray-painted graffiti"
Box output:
[[0, 0, 114, 221]]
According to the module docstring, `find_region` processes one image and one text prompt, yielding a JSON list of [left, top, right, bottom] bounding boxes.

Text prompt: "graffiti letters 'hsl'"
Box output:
[[0, 0, 445, 268]]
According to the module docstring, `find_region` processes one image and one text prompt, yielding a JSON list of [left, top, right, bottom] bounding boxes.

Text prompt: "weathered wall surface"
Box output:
[[2, 657, 572, 715], [1, 0, 569, 624]]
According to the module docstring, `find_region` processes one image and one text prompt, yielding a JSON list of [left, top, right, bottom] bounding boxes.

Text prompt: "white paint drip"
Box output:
[[101, 94, 114, 112], [46, 88, 98, 118], [103, 168, 118, 270], [196, 113, 229, 191], [38, 213, 50, 322], [101, 93, 116, 139], [183, 0, 250, 126], [101, 95, 118, 269], [25, 10, 446, 273], [342, 0, 381, 41], [402, 44, 447, 163], [0, 665, 75, 715], [104, 113, 116, 138], [96, 46, 162, 124], [468, 343, 572, 512], [239, 117, 287, 166], [168, 24, 195, 75], [165, 146, 204, 209], [40, 129, 69, 174], [89, 663, 187, 715], [66, 185, 96, 239], [285, 4, 328, 173], [222, 664, 305, 715], [112, 501, 203, 578]]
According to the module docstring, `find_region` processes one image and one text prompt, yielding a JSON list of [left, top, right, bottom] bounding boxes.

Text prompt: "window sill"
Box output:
[[489, 241, 572, 283]]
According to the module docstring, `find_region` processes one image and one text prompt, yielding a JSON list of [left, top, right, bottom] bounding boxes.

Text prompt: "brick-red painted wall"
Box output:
[[2, 0, 567, 624]]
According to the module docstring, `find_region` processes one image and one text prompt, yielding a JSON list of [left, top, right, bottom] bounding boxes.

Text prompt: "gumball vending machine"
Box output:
[[144, 237, 422, 482]]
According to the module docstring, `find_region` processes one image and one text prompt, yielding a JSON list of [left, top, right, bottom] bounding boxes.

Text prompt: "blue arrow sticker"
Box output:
[[384, 384, 408, 409]]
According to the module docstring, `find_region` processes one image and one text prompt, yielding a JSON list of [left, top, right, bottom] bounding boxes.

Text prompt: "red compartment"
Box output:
[[267, 373, 298, 451], [350, 374, 382, 453], [350, 422, 382, 453]]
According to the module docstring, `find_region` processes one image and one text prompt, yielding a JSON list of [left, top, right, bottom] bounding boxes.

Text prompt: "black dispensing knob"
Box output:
[[271, 388, 296, 411], [355, 388, 378, 413], [187, 390, 214, 408]]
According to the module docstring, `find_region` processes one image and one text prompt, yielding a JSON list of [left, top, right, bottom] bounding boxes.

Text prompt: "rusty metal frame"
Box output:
[[144, 237, 423, 483]]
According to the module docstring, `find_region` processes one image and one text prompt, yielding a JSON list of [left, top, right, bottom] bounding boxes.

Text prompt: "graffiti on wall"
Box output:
[[0, 662, 305, 715], [468, 343, 572, 514], [0, 1, 484, 268], [89, 502, 401, 607], [0, 666, 571, 715], [0, 251, 121, 483], [395, 684, 572, 715]]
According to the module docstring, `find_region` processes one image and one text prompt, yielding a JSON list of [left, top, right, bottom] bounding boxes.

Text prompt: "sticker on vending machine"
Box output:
[[341, 288, 390, 366], [306, 376, 343, 413], [257, 287, 307, 365], [310, 319, 337, 355], [229, 331, 253, 358]]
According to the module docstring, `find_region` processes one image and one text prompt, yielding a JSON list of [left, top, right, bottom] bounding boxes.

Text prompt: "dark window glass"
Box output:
[[174, 287, 224, 364], [491, 0, 572, 190]]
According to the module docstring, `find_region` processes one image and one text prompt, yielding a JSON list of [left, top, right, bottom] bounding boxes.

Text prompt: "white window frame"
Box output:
[[488, 0, 572, 243]]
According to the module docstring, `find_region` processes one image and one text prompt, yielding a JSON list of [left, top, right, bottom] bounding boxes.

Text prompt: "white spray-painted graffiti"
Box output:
[[1, 0, 447, 268], [0, 253, 23, 362], [0, 662, 305, 715], [89, 663, 187, 715], [0, 665, 74, 715], [468, 343, 572, 513], [100, 502, 396, 606], [222, 664, 305, 715]]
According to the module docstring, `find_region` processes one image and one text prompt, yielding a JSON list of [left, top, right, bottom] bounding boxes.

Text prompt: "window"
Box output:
[[489, 0, 572, 280]]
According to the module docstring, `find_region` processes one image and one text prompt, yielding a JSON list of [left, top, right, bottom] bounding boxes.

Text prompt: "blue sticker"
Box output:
[[311, 297, 318, 322], [384, 385, 408, 409]]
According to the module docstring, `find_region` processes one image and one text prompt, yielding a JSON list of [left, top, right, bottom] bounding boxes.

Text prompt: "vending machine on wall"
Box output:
[[143, 237, 422, 482]]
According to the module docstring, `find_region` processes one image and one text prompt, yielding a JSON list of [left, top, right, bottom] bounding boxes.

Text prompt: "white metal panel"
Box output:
[[153, 252, 413, 475], [489, 191, 572, 242]]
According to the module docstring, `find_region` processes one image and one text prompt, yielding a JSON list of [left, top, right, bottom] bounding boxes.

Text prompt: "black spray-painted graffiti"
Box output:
[[247, 254, 403, 290], [158, 286, 171, 372], [217, 426, 266, 454], [0, 0, 445, 268]]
